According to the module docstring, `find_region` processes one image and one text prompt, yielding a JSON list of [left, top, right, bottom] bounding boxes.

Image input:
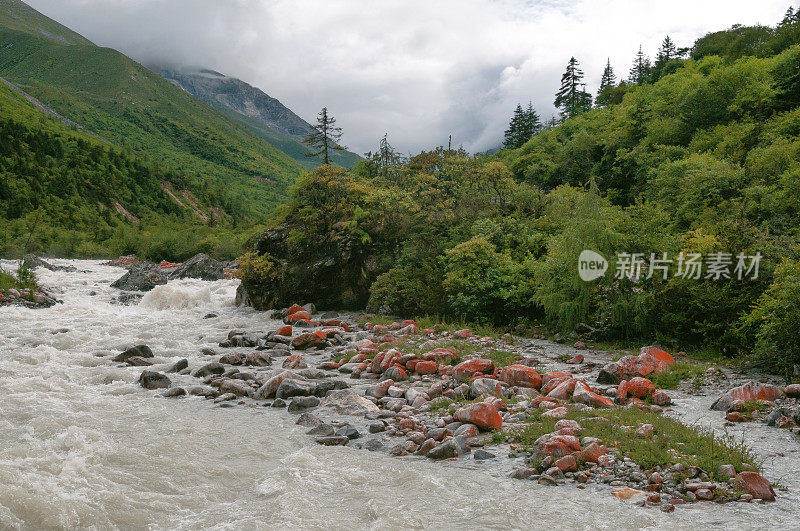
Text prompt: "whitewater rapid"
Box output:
[[0, 260, 797, 529]]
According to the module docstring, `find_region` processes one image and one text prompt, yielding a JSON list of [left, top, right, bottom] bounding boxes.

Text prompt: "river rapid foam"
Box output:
[[0, 259, 796, 529]]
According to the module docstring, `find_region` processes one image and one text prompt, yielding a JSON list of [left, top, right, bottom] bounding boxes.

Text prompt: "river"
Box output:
[[0, 259, 796, 529]]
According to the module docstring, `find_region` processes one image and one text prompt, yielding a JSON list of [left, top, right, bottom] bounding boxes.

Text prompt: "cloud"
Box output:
[[26, 0, 789, 154]]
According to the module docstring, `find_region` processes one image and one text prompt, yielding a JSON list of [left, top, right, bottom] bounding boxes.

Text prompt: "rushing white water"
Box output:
[[0, 260, 797, 530]]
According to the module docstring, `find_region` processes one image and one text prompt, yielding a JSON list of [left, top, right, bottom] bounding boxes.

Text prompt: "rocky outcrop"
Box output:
[[110, 253, 228, 292], [0, 288, 59, 308], [711, 381, 783, 411], [22, 254, 76, 272]]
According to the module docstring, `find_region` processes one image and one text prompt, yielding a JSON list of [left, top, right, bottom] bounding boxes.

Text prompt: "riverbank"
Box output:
[[1, 259, 797, 529]]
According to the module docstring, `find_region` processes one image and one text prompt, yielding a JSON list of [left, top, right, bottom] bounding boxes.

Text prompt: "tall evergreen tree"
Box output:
[[554, 57, 592, 120], [780, 6, 795, 25], [595, 59, 617, 107], [522, 101, 542, 140], [656, 36, 678, 64], [503, 104, 526, 149], [628, 45, 652, 85], [303, 107, 346, 165]]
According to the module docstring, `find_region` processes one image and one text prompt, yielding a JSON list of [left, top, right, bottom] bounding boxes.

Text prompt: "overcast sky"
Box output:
[[26, 0, 790, 154]]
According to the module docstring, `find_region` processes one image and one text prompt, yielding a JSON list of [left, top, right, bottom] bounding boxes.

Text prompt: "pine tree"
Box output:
[[628, 46, 652, 85], [303, 107, 346, 165], [503, 104, 526, 149], [595, 59, 617, 107], [554, 57, 592, 120], [656, 36, 678, 64], [780, 6, 795, 25], [522, 101, 542, 140]]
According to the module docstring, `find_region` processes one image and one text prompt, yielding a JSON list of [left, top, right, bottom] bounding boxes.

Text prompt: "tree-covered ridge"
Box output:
[[241, 14, 800, 375], [0, 2, 305, 221], [0, 76, 253, 260]]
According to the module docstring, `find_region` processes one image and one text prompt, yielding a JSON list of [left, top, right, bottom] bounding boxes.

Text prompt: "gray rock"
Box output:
[[271, 398, 287, 408], [288, 396, 321, 413], [192, 362, 225, 378], [167, 358, 189, 373], [168, 253, 224, 281], [125, 356, 154, 366], [316, 436, 349, 446], [162, 387, 186, 398], [473, 449, 496, 460], [427, 436, 467, 459], [218, 379, 254, 397], [276, 379, 316, 399], [368, 421, 386, 433], [113, 345, 153, 363], [111, 263, 168, 292], [319, 389, 380, 415], [335, 425, 360, 439], [307, 424, 336, 436], [296, 412, 323, 428], [138, 370, 171, 390], [363, 439, 384, 452]]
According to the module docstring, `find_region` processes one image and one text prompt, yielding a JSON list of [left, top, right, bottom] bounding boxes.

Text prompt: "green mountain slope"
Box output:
[[156, 67, 361, 169], [0, 0, 305, 221]]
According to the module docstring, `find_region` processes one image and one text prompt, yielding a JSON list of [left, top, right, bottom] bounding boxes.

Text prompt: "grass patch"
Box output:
[[739, 400, 769, 414], [0, 266, 38, 291], [649, 361, 707, 389], [357, 314, 508, 339], [504, 407, 759, 476]]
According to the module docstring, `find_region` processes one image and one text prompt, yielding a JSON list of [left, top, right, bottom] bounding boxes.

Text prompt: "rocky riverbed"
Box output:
[[1, 258, 799, 529]]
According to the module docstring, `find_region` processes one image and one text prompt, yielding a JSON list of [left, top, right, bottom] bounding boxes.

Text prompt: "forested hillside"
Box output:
[[0, 0, 304, 223], [239, 11, 800, 374]]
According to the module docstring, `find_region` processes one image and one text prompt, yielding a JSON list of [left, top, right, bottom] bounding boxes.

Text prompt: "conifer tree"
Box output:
[[554, 57, 592, 120], [656, 36, 678, 64], [780, 6, 795, 25], [303, 107, 346, 165], [522, 101, 542, 140], [595, 59, 617, 107], [503, 104, 526, 149], [628, 46, 652, 85]]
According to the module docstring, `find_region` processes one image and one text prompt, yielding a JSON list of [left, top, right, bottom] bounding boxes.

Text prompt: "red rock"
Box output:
[[734, 472, 775, 502], [276, 325, 293, 336], [617, 380, 628, 403], [580, 442, 607, 463], [572, 381, 615, 408], [453, 402, 502, 430], [397, 418, 417, 431], [423, 328, 436, 336], [651, 391, 672, 406], [454, 329, 473, 338], [498, 365, 542, 388], [785, 384, 800, 398], [286, 310, 312, 323], [542, 375, 572, 396], [726, 411, 747, 422], [573, 341, 587, 350], [566, 354, 584, 364], [323, 319, 350, 331], [378, 349, 403, 372], [282, 354, 307, 369], [452, 359, 494, 381], [286, 304, 304, 315], [378, 333, 396, 343], [421, 348, 457, 362], [383, 366, 408, 381], [625, 377, 656, 399], [546, 378, 578, 400], [406, 359, 419, 372], [414, 360, 438, 375], [318, 361, 340, 370], [291, 331, 327, 350], [640, 346, 675, 366], [388, 322, 401, 330], [542, 372, 572, 388], [373, 325, 388, 335], [712, 381, 784, 411], [536, 434, 580, 459], [554, 455, 578, 472]]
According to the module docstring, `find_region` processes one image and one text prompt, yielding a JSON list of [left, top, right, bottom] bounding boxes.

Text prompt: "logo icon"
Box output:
[[578, 250, 608, 281]]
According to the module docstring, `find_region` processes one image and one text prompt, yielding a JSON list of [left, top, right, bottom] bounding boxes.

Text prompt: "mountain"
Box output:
[[0, 0, 306, 223], [155, 67, 361, 169]]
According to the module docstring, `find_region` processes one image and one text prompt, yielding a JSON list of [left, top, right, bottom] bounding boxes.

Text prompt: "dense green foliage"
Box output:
[[242, 15, 800, 374]]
